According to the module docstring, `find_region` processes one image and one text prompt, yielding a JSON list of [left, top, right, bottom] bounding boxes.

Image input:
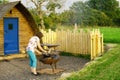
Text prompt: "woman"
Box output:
[[26, 32, 47, 76]]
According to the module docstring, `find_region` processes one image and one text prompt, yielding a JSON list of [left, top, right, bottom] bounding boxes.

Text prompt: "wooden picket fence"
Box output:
[[41, 28, 104, 60]]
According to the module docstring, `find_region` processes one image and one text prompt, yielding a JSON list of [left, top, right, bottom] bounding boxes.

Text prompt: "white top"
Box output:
[[26, 36, 40, 52]]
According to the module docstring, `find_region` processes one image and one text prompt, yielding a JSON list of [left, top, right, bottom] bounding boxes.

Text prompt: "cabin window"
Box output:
[[8, 24, 13, 30], [10, 10, 12, 14]]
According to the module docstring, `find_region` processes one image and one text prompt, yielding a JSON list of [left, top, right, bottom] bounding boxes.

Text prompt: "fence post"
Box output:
[[90, 31, 93, 60], [101, 34, 104, 54]]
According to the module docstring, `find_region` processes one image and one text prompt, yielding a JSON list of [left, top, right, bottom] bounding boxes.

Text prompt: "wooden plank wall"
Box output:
[[0, 7, 34, 55], [0, 18, 4, 55], [41, 29, 104, 60]]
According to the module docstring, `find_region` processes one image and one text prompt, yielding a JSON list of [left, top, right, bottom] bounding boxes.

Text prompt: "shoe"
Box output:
[[37, 72, 40, 75], [31, 72, 40, 76]]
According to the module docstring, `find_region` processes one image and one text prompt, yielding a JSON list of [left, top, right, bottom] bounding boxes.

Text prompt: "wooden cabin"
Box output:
[[0, 1, 39, 55]]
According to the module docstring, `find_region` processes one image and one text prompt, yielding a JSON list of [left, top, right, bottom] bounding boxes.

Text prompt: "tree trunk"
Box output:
[[38, 5, 45, 30]]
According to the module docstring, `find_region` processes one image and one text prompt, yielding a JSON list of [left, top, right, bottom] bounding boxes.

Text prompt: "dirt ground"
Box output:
[[0, 43, 116, 80], [0, 56, 89, 80]]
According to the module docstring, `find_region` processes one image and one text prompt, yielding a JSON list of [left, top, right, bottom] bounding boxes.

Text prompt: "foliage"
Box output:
[[46, 1, 61, 13], [29, 8, 40, 26], [58, 0, 120, 26], [59, 10, 75, 25], [113, 8, 120, 26], [29, 0, 120, 28], [29, 0, 66, 29], [59, 1, 112, 26], [87, 0, 120, 25], [59, 44, 120, 80], [44, 13, 61, 30], [0, 0, 8, 4], [87, 0, 119, 12], [70, 1, 88, 25], [90, 9, 112, 26]]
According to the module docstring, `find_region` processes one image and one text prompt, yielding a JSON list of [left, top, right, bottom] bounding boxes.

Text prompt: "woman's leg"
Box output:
[[27, 51, 37, 74]]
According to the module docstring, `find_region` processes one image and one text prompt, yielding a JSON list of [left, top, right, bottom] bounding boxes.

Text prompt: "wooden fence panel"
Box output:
[[40, 29, 104, 60]]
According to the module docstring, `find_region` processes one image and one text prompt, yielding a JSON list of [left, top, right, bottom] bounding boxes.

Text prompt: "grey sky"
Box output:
[[9, 0, 81, 9], [9, 0, 120, 12]]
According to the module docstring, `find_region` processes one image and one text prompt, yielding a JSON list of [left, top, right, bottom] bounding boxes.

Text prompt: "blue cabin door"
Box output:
[[4, 18, 19, 55]]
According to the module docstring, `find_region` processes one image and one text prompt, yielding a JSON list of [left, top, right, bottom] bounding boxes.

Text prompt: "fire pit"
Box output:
[[38, 50, 64, 74]]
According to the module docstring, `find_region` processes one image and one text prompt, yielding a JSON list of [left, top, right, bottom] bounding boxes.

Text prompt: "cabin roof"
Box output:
[[0, 1, 39, 32]]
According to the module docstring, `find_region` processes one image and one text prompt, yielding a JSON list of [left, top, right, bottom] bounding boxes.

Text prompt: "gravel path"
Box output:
[[0, 56, 89, 80]]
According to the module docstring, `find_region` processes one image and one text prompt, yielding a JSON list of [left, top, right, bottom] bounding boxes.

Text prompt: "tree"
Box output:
[[58, 10, 74, 25], [87, 0, 119, 19], [29, 0, 66, 29], [44, 13, 61, 30], [90, 9, 112, 26], [0, 0, 8, 4], [69, 1, 93, 26], [63, 1, 112, 26]]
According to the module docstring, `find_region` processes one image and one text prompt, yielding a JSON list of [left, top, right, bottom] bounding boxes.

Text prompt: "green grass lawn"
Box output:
[[59, 44, 120, 80], [99, 27, 120, 43]]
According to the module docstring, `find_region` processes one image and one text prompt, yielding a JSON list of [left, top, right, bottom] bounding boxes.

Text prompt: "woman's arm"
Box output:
[[34, 48, 42, 55], [37, 41, 46, 53]]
